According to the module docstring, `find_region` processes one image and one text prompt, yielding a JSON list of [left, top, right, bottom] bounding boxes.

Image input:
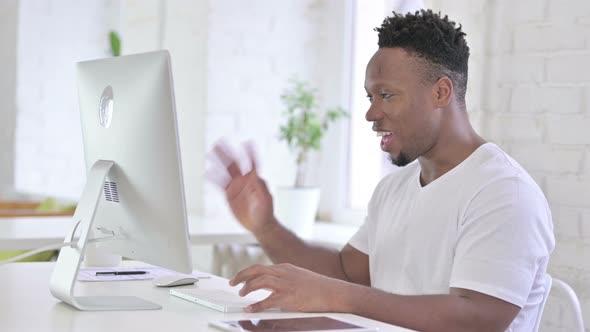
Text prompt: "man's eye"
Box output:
[[381, 93, 393, 99], [366, 95, 373, 102]]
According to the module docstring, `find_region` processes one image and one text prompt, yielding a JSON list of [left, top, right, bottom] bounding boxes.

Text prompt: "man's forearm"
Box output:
[[333, 281, 511, 332], [254, 220, 349, 281]]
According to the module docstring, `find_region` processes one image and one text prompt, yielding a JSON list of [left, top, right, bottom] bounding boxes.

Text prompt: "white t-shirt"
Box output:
[[349, 143, 555, 332]]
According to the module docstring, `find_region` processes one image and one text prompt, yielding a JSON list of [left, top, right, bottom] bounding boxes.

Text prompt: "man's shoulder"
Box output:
[[462, 144, 550, 221], [469, 144, 543, 194]]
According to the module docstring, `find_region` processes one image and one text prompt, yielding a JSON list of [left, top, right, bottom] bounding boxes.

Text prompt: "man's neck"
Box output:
[[418, 113, 486, 187]]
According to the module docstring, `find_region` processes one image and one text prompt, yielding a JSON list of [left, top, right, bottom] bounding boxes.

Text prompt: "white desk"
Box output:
[[0, 262, 413, 332], [0, 216, 358, 250]]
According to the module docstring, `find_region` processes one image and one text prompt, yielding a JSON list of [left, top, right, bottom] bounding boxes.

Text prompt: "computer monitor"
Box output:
[[49, 50, 192, 311]]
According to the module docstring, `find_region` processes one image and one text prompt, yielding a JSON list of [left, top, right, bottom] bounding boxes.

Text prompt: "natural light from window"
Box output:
[[346, 0, 423, 211]]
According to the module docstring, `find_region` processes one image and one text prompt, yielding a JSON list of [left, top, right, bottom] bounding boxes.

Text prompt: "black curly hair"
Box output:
[[375, 9, 470, 103]]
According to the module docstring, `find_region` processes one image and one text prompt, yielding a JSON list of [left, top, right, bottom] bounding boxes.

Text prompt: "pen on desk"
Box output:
[[95, 271, 148, 276]]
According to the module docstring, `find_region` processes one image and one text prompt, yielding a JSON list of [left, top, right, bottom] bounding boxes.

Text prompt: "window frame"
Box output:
[[318, 0, 423, 226]]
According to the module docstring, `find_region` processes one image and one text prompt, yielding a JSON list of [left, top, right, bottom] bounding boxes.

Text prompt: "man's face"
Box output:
[[364, 47, 440, 166]]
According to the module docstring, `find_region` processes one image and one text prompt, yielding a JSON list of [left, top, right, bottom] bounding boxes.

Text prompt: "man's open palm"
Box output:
[[211, 143, 275, 234]]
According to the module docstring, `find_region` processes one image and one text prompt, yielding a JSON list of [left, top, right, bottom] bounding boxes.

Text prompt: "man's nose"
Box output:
[[365, 103, 384, 122]]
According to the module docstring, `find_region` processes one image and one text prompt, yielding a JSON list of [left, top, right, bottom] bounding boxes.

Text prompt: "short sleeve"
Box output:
[[348, 217, 369, 254], [347, 172, 395, 255], [449, 176, 555, 307]]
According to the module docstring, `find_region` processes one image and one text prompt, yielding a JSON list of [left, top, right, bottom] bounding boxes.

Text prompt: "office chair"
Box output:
[[534, 274, 585, 332]]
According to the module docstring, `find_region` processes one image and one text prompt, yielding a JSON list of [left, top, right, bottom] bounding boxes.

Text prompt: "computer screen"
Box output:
[[50, 50, 192, 311]]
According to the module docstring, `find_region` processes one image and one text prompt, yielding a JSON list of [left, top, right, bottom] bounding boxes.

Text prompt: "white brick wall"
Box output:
[[514, 23, 586, 52], [510, 144, 583, 174], [489, 55, 546, 84], [547, 116, 590, 145], [582, 209, 590, 238], [429, 0, 590, 330], [0, 1, 18, 193], [495, 0, 546, 25], [14, 0, 116, 200], [11, 0, 342, 216], [12, 0, 208, 213], [486, 114, 546, 141], [547, 178, 590, 208], [548, 0, 590, 21], [552, 205, 583, 239], [203, 0, 347, 220], [510, 86, 582, 114]]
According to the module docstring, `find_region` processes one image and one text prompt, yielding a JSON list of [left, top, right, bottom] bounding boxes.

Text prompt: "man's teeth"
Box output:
[[376, 131, 393, 137]]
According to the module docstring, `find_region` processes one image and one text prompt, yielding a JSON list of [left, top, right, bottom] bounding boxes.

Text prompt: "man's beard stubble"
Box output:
[[389, 152, 412, 167]]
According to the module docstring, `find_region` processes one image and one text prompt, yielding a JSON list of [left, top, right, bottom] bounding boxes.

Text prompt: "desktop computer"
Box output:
[[49, 50, 193, 311]]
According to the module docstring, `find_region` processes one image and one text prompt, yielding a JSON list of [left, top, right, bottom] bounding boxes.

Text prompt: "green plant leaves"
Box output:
[[109, 31, 121, 57], [278, 79, 348, 167]]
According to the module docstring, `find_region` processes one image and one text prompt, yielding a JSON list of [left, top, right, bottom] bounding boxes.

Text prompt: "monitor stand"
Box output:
[[49, 160, 161, 311]]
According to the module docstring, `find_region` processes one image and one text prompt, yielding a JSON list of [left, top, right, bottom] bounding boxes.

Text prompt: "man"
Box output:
[[211, 10, 554, 332]]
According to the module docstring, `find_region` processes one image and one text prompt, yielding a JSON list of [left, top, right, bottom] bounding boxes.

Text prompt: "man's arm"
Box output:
[[233, 264, 520, 332], [342, 284, 520, 332], [255, 221, 371, 285], [211, 142, 370, 285]]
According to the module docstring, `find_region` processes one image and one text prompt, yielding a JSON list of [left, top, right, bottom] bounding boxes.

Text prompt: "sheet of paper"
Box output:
[[78, 266, 210, 282]]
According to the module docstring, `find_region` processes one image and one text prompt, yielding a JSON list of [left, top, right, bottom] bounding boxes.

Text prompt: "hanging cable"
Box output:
[[0, 235, 118, 266]]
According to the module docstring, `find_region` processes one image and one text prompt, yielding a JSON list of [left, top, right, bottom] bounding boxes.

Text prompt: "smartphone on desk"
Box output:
[[209, 316, 378, 332]]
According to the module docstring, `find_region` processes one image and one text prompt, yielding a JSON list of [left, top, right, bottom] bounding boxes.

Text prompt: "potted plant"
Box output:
[[275, 79, 347, 237]]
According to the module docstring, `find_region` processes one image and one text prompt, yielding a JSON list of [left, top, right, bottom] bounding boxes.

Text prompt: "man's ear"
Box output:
[[432, 76, 453, 108]]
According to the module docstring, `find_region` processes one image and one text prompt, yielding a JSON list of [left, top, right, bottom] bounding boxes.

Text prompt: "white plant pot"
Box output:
[[274, 187, 320, 238]]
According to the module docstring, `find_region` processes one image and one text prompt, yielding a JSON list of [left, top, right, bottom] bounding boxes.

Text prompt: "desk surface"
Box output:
[[0, 262, 412, 332], [0, 216, 358, 250]]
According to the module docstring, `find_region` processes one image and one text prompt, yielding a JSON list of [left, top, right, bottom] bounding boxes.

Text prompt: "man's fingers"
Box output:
[[204, 160, 231, 189], [239, 274, 280, 297], [211, 140, 235, 165], [213, 141, 242, 178], [229, 264, 266, 286], [230, 264, 276, 286], [226, 162, 242, 179], [246, 293, 281, 313], [243, 140, 259, 173]]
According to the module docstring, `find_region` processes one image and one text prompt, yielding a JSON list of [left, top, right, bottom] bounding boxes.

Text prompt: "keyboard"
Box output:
[[170, 287, 263, 313]]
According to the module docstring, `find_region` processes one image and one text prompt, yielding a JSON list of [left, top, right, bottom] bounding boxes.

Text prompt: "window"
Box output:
[[329, 0, 423, 225]]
